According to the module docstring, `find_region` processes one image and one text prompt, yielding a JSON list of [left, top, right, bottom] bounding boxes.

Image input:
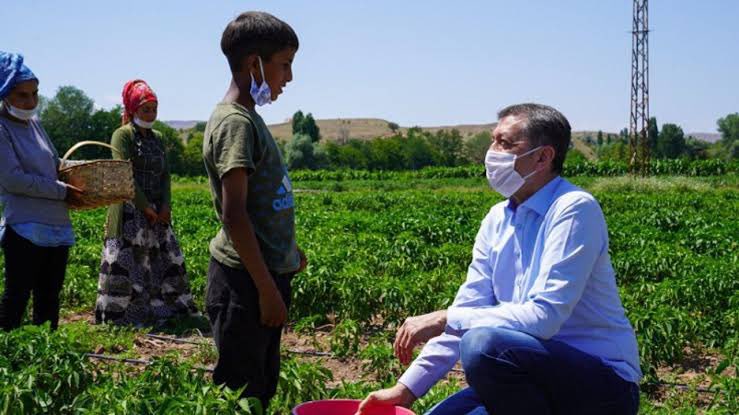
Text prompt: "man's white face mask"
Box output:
[[484, 146, 542, 198]]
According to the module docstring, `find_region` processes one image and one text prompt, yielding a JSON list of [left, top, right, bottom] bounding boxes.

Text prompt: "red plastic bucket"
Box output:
[[292, 399, 415, 415]]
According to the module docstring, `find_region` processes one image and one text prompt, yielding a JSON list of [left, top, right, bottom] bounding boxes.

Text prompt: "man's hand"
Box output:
[[258, 283, 288, 327], [356, 384, 416, 415], [297, 247, 308, 273], [158, 205, 172, 224], [394, 310, 447, 366], [64, 183, 85, 207], [143, 207, 158, 225]]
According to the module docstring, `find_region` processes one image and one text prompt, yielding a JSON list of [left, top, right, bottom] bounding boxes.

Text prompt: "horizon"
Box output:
[[160, 119, 723, 140], [3, 0, 738, 133]]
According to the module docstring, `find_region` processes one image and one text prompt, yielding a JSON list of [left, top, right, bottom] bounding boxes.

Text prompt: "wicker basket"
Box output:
[[58, 141, 135, 210]]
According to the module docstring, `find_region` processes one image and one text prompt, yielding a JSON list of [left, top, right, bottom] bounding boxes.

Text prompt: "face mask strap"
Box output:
[[520, 146, 550, 181], [258, 56, 266, 84], [251, 56, 266, 87], [517, 145, 542, 160], [522, 167, 541, 181]]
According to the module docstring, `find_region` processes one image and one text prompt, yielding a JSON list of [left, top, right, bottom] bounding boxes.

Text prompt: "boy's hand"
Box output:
[[143, 207, 159, 225], [158, 205, 171, 224], [355, 384, 416, 415], [297, 247, 308, 273], [259, 283, 288, 327]]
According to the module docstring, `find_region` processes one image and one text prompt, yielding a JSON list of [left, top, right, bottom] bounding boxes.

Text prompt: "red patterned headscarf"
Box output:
[[121, 79, 157, 124]]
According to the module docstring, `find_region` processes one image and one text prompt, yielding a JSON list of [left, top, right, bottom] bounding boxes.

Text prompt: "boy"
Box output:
[[202, 11, 307, 408]]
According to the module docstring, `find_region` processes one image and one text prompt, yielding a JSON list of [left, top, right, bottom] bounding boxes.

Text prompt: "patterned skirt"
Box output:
[[95, 202, 197, 326]]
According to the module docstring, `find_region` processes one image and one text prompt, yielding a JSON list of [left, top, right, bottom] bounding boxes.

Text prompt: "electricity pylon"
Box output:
[[630, 0, 650, 174]]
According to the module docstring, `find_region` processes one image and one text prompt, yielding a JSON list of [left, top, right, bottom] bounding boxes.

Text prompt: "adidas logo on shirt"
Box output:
[[273, 174, 294, 211]]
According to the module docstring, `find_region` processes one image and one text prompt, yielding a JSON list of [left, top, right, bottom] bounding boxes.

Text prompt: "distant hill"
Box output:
[[163, 118, 631, 161], [688, 132, 722, 143], [165, 118, 498, 141], [165, 120, 201, 130], [164, 119, 725, 146], [268, 118, 397, 141], [274, 118, 597, 160]]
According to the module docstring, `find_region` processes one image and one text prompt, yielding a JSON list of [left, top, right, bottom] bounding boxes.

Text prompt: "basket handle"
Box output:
[[61, 141, 125, 164]]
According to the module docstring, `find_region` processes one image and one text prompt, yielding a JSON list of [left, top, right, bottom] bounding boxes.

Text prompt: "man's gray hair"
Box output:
[[498, 103, 571, 174]]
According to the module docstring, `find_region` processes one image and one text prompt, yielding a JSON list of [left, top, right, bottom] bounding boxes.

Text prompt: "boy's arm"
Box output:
[[221, 167, 287, 327]]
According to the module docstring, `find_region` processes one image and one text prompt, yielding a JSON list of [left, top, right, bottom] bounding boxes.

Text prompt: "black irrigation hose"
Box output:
[[643, 381, 716, 394], [85, 353, 151, 366], [144, 333, 333, 356], [288, 349, 333, 357], [145, 333, 211, 346], [95, 335, 723, 395], [85, 352, 214, 373]]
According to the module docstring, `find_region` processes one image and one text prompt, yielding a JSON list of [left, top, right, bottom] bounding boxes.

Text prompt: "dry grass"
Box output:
[[269, 117, 595, 161]]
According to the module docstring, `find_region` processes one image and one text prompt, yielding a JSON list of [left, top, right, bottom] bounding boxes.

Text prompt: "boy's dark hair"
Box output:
[[221, 11, 299, 73], [497, 103, 572, 174]]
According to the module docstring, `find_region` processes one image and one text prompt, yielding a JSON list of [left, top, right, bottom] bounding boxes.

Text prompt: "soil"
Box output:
[[61, 310, 730, 406]]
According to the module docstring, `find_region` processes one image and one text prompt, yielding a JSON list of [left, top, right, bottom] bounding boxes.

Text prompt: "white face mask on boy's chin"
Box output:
[[249, 56, 272, 106]]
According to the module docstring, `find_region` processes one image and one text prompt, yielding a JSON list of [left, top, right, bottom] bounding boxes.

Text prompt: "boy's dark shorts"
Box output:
[[205, 257, 293, 409]]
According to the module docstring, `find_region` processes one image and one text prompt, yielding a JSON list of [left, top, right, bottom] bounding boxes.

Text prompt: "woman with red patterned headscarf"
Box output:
[[96, 79, 197, 327]]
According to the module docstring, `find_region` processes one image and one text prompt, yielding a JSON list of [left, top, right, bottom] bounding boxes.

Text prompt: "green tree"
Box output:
[[40, 86, 95, 155], [596, 130, 604, 147], [40, 86, 123, 160], [367, 137, 405, 170], [83, 106, 123, 159], [427, 129, 463, 166], [565, 148, 588, 165], [387, 121, 399, 133], [291, 110, 305, 135], [716, 113, 739, 160], [302, 113, 321, 142], [331, 140, 369, 169], [599, 141, 629, 162], [183, 131, 205, 176], [153, 120, 185, 175], [683, 136, 709, 160], [717, 113, 739, 144], [619, 128, 629, 142], [321, 141, 342, 168], [463, 131, 492, 164], [193, 121, 207, 133], [656, 123, 686, 159], [291, 110, 320, 142], [647, 117, 659, 153], [402, 135, 437, 170], [285, 133, 325, 170]]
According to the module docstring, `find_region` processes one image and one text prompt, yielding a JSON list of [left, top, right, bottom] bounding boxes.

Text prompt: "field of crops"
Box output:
[[0, 172, 737, 414]]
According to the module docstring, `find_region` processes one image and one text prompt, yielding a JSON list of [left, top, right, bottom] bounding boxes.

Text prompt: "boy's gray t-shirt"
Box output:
[[203, 102, 299, 274]]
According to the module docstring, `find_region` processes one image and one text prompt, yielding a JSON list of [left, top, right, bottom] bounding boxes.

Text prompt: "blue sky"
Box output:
[[3, 0, 737, 132]]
